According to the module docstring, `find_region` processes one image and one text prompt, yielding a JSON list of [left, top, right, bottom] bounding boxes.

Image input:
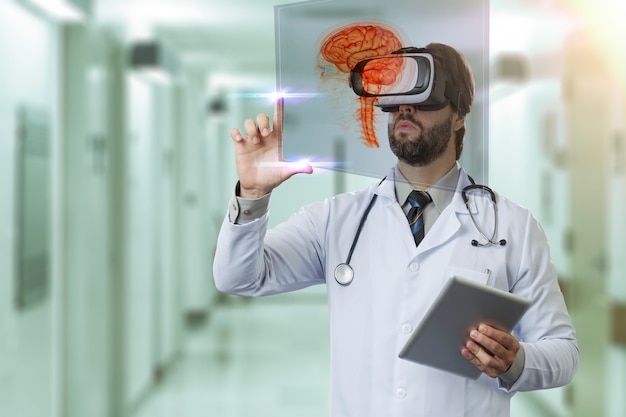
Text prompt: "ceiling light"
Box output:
[[24, 0, 90, 22]]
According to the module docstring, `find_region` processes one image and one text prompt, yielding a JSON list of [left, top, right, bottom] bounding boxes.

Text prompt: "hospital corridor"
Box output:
[[1, 0, 625, 416]]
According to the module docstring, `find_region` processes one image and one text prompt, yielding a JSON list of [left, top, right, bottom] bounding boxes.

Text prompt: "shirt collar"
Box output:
[[393, 163, 460, 213]]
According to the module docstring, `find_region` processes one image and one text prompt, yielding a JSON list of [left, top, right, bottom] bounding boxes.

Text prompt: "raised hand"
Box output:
[[229, 96, 313, 199]]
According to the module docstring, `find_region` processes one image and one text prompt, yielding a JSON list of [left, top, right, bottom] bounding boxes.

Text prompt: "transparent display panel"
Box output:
[[275, 0, 489, 180]]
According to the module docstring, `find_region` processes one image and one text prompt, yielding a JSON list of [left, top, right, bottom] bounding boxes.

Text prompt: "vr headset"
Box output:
[[349, 47, 465, 112]]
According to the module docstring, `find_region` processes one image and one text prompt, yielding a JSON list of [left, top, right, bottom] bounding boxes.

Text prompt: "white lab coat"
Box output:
[[213, 166, 579, 417]]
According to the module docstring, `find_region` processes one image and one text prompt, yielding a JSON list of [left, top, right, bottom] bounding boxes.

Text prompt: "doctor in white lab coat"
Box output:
[[213, 43, 578, 417]]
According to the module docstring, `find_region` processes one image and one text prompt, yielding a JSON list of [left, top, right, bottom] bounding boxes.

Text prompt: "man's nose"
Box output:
[[398, 104, 416, 114]]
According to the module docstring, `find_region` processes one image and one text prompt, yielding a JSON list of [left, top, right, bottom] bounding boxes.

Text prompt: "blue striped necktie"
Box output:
[[407, 190, 432, 246]]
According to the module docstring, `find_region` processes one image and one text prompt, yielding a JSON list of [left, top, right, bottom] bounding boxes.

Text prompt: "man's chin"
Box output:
[[393, 130, 418, 141]]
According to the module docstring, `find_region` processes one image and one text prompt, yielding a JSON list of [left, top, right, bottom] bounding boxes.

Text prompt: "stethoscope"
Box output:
[[334, 179, 506, 286], [461, 184, 507, 248]]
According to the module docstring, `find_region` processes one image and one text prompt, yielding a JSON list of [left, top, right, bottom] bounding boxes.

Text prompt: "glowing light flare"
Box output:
[[254, 160, 310, 169], [271, 90, 285, 102], [255, 160, 348, 170], [319, 23, 405, 148]]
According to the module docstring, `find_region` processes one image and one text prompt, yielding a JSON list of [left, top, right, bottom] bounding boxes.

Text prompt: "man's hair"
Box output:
[[424, 42, 475, 159]]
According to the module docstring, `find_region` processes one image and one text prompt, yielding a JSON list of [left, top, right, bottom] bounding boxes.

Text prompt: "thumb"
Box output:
[[281, 160, 314, 179]]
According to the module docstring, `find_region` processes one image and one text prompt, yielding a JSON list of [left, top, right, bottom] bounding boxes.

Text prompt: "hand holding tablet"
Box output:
[[398, 275, 531, 379]]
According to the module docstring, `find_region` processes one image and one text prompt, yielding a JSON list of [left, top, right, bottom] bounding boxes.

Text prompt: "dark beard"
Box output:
[[388, 114, 453, 166]]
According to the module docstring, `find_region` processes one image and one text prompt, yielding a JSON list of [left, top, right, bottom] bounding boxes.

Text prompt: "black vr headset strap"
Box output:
[[391, 46, 428, 55], [443, 76, 466, 113]]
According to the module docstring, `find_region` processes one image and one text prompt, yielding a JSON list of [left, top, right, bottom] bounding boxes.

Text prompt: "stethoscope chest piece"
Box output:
[[334, 263, 354, 285]]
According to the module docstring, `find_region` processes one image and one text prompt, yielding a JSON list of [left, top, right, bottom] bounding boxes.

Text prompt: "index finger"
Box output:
[[273, 95, 284, 134]]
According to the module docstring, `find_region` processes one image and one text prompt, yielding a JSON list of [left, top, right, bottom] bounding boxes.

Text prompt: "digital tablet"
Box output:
[[398, 275, 531, 379]]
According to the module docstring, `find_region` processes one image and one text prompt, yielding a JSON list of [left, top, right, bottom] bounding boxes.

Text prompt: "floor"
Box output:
[[132, 288, 557, 417]]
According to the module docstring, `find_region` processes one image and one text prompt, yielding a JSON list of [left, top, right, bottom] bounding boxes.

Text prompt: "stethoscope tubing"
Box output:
[[334, 192, 379, 286], [345, 193, 379, 265], [334, 178, 505, 286], [462, 184, 506, 247]]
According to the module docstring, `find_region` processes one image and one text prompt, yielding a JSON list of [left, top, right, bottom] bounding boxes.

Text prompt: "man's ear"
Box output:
[[452, 112, 465, 132]]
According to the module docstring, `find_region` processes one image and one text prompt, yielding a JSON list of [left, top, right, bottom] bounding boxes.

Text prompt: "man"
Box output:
[[213, 43, 578, 417]]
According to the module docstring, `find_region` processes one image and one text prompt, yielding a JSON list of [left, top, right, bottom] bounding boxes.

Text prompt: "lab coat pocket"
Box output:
[[444, 266, 493, 287]]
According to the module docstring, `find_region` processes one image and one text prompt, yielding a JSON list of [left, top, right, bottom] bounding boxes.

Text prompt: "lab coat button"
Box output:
[[409, 262, 419, 271], [243, 209, 251, 215], [396, 388, 407, 399], [402, 323, 412, 333]]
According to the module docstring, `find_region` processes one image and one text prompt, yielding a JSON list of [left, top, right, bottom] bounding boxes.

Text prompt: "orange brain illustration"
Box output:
[[320, 23, 404, 147]]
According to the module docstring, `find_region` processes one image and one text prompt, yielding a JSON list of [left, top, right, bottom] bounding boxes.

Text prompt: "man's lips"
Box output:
[[396, 120, 418, 131]]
